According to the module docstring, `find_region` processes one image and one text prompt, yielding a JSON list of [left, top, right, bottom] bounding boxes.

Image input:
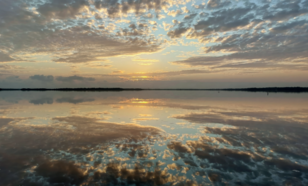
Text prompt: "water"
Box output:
[[0, 91, 308, 185]]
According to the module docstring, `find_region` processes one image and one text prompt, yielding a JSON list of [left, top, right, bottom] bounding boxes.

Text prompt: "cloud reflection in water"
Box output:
[[0, 91, 308, 185]]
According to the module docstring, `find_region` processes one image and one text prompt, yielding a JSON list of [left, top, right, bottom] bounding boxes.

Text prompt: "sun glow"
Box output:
[[130, 75, 159, 81], [121, 98, 160, 105]]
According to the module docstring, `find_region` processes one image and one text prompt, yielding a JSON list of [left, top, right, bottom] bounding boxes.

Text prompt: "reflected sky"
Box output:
[[1, 91, 308, 185]]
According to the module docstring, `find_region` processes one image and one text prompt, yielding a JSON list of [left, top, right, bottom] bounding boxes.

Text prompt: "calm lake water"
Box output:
[[0, 91, 308, 186]]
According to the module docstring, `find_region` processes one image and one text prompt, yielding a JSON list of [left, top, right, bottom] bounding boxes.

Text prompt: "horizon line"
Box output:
[[0, 87, 308, 93]]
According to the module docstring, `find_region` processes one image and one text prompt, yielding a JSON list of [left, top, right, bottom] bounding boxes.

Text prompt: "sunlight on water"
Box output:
[[0, 91, 308, 185]]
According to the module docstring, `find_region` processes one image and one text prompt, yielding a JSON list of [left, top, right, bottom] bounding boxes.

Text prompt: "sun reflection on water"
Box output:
[[0, 91, 308, 185]]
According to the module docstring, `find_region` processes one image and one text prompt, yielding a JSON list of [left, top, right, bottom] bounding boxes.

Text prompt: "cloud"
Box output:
[[1, 0, 308, 87], [30, 97, 54, 105], [112, 70, 124, 74], [167, 23, 190, 38], [37, 0, 89, 20], [30, 75, 54, 82], [261, 0, 308, 21], [0, 0, 42, 29], [167, 27, 190, 38], [172, 55, 308, 71], [183, 13, 198, 20], [172, 56, 224, 66], [56, 97, 95, 104], [172, 108, 308, 128], [2, 100, 308, 185], [35, 160, 86, 185], [98, 69, 217, 81], [0, 117, 14, 127], [0, 65, 23, 70], [132, 118, 159, 121], [0, 53, 15, 62], [55, 54, 105, 63], [193, 6, 255, 34], [167, 10, 183, 17], [5, 76, 20, 81], [0, 114, 164, 184], [0, 117, 32, 128], [269, 19, 308, 34], [203, 19, 308, 57], [149, 69, 217, 76], [117, 23, 153, 37], [22, 26, 162, 63], [56, 75, 95, 82], [166, 0, 308, 70], [0, 0, 164, 65], [84, 64, 112, 68], [94, 0, 171, 18], [165, 105, 308, 185], [207, 0, 232, 9], [167, 141, 191, 153]]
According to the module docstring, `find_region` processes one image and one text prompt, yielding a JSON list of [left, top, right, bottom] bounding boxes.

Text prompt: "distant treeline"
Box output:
[[0, 87, 307, 93], [0, 88, 142, 91], [218, 87, 308, 93]]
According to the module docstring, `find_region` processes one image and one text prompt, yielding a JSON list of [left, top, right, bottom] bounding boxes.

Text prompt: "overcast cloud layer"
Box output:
[[0, 0, 308, 88]]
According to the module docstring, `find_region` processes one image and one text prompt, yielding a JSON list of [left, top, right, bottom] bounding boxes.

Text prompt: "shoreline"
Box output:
[[0, 87, 307, 93]]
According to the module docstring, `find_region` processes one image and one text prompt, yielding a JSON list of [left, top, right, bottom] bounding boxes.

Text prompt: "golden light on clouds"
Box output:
[[0, 0, 307, 88]]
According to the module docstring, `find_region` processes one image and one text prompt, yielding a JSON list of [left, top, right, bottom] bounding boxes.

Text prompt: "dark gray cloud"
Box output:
[[1, 0, 308, 78], [168, 0, 308, 63], [117, 23, 151, 37], [217, 61, 285, 69], [261, 0, 308, 21], [269, 19, 308, 33], [167, 27, 190, 38], [168, 0, 308, 69], [1, 24, 162, 63], [207, 0, 232, 9], [0, 0, 42, 29], [0, 118, 14, 127], [167, 106, 308, 185], [193, 6, 255, 33], [167, 23, 190, 38], [0, 53, 15, 62], [0, 114, 163, 184], [172, 56, 224, 66], [100, 69, 217, 78], [204, 28, 308, 62], [56, 75, 95, 82], [169, 3, 256, 38], [0, 0, 163, 64], [30, 97, 54, 105], [0, 65, 15, 70], [183, 13, 198, 20], [149, 69, 217, 77], [94, 0, 170, 18], [54, 28, 161, 63], [55, 54, 101, 63], [5, 76, 20, 80], [30, 75, 54, 82], [172, 109, 308, 128], [173, 54, 308, 70], [56, 97, 95, 104], [37, 0, 89, 20]]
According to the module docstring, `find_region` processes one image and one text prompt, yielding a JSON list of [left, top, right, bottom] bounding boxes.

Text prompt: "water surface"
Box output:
[[0, 91, 308, 185]]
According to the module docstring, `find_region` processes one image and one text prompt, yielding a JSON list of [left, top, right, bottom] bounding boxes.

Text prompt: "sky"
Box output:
[[0, 0, 308, 88]]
